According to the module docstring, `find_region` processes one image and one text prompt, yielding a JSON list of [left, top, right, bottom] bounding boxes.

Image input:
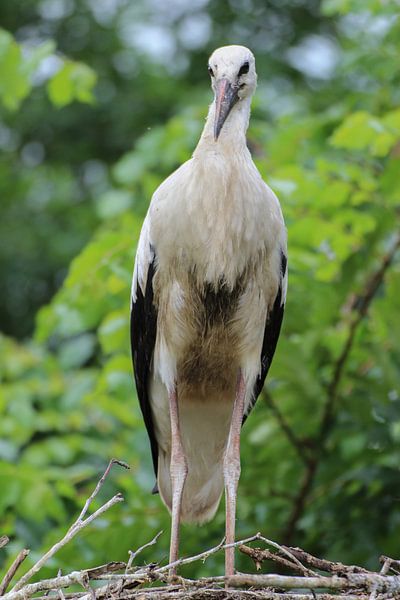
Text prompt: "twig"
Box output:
[[126, 531, 163, 572], [57, 570, 66, 600], [10, 460, 127, 593], [369, 557, 392, 600], [77, 459, 129, 522], [5, 567, 400, 600], [264, 392, 311, 465], [86, 562, 126, 578], [0, 537, 9, 550], [256, 535, 316, 576], [13, 592, 373, 600], [3, 571, 100, 600], [282, 457, 317, 544], [3, 531, 400, 600], [239, 545, 315, 576], [156, 534, 260, 574], [280, 545, 371, 575], [380, 555, 400, 574], [0, 550, 30, 595], [97, 591, 372, 600], [86, 570, 400, 593], [11, 495, 123, 593]]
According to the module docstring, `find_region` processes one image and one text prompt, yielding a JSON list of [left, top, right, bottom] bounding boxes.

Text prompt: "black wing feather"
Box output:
[[244, 251, 286, 421], [130, 259, 159, 477]]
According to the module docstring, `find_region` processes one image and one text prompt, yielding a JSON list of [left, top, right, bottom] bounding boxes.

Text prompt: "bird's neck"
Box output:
[[194, 96, 252, 155]]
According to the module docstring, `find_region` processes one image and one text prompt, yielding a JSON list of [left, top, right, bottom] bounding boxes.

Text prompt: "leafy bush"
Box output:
[[1, 0, 400, 581]]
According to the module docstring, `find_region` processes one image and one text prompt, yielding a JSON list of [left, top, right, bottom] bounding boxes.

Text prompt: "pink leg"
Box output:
[[224, 371, 246, 577], [168, 387, 188, 576]]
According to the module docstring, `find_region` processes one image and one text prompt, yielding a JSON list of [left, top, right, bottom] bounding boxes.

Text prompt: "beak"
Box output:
[[214, 78, 239, 141]]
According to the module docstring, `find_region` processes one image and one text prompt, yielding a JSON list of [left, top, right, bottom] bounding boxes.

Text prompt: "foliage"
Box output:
[[0, 28, 96, 111], [1, 0, 400, 586], [0, 27, 98, 337], [0, 0, 336, 336]]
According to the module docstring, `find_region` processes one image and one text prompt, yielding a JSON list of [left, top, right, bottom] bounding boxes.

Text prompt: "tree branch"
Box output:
[[239, 544, 315, 575], [0, 537, 9, 550], [264, 391, 311, 465], [10, 459, 128, 593], [280, 546, 372, 575], [283, 234, 400, 543], [319, 233, 400, 442], [3, 530, 400, 600], [126, 531, 163, 571], [0, 550, 30, 595]]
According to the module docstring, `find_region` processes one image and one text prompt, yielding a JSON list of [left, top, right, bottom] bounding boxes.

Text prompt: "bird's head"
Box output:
[[208, 45, 257, 141]]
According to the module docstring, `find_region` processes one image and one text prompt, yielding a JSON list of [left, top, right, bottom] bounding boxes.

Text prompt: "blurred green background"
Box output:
[[1, 0, 400, 583]]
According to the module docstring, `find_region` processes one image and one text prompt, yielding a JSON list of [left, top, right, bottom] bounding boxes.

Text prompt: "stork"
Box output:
[[130, 45, 287, 577]]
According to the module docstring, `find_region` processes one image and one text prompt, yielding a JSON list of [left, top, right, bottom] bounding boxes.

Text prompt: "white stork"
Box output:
[[130, 45, 287, 576]]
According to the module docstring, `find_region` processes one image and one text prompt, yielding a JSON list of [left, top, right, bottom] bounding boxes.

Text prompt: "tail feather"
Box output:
[[158, 450, 224, 524], [149, 376, 236, 524]]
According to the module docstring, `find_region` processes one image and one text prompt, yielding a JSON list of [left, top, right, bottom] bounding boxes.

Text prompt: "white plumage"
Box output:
[[131, 45, 287, 576]]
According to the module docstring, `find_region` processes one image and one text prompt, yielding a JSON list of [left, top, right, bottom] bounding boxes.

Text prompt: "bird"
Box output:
[[130, 45, 287, 577]]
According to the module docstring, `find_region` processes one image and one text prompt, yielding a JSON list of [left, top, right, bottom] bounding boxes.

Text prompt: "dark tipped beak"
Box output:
[[214, 78, 239, 141]]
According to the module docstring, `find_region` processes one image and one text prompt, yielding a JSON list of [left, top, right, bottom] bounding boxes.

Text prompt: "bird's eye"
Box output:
[[208, 65, 214, 77], [238, 61, 249, 77]]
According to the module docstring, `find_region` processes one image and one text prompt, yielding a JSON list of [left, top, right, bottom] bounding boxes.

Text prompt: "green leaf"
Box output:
[[330, 111, 397, 156], [0, 29, 30, 110], [47, 61, 97, 107], [0, 30, 55, 110]]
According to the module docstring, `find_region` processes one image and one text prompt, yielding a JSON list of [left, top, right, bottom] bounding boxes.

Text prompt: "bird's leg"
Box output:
[[223, 371, 246, 578], [168, 386, 188, 577]]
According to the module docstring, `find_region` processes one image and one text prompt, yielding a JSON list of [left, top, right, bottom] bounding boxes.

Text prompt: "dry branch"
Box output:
[[280, 545, 372, 575], [126, 531, 163, 572], [380, 555, 400, 574], [0, 550, 30, 595], [2, 530, 400, 600], [2, 461, 400, 600], [9, 459, 128, 593], [0, 538, 9, 550], [239, 544, 315, 575]]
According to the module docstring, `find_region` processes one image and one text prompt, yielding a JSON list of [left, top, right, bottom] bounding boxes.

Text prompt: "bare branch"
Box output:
[[3, 571, 92, 600], [0, 537, 9, 550], [282, 458, 317, 544], [11, 591, 372, 600], [380, 555, 400, 575], [57, 569, 66, 600], [256, 535, 316, 576], [280, 545, 372, 575], [227, 572, 400, 594], [77, 459, 129, 523], [264, 391, 311, 465], [369, 556, 393, 600], [156, 534, 262, 575], [97, 590, 372, 600], [0, 550, 30, 595], [86, 562, 126, 578], [3, 530, 400, 600], [10, 460, 127, 593], [239, 545, 315, 576], [126, 531, 163, 572]]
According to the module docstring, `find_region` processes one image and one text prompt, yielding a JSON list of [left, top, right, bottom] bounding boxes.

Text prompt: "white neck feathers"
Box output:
[[194, 97, 252, 156]]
